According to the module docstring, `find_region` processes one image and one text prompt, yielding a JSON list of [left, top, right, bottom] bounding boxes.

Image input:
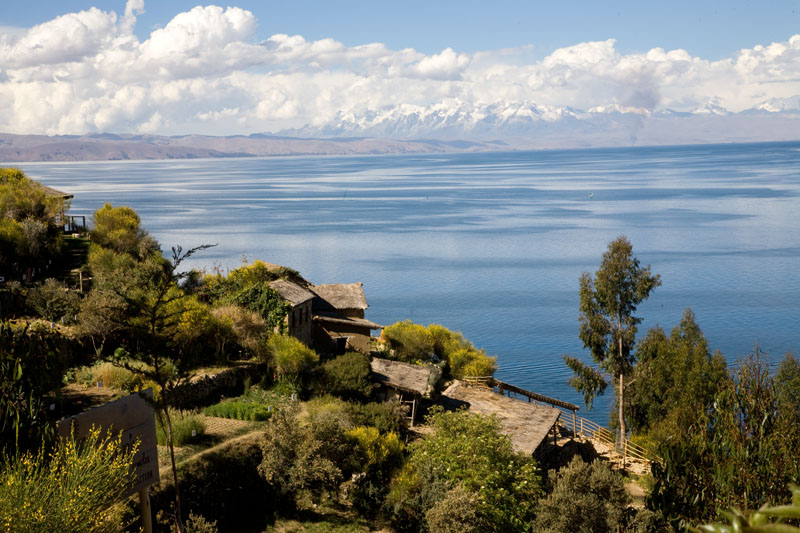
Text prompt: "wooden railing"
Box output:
[[463, 376, 580, 411], [462, 376, 657, 469], [556, 409, 657, 466]]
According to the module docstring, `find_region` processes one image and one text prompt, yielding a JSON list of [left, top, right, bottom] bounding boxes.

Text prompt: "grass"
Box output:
[[156, 409, 206, 446], [203, 384, 293, 422]]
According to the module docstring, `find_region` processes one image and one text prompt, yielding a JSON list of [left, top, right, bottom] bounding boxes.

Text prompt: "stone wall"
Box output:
[[164, 363, 266, 410]]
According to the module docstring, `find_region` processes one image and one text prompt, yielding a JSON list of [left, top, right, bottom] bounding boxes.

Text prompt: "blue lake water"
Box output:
[[10, 141, 800, 426]]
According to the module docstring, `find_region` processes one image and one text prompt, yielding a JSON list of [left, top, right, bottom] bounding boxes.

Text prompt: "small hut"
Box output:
[[370, 357, 434, 426], [311, 283, 381, 354], [439, 381, 563, 455]]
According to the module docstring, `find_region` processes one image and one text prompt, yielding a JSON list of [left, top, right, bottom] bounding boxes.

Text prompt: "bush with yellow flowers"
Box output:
[[0, 426, 137, 533]]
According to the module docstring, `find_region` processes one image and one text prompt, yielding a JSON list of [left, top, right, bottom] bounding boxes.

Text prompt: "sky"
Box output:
[[0, 0, 798, 137]]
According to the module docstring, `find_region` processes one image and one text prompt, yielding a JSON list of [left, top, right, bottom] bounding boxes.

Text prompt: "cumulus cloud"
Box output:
[[0, 2, 798, 136]]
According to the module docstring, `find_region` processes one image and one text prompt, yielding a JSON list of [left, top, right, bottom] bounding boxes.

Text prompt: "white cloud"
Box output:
[[0, 2, 798, 137], [0, 8, 117, 69]]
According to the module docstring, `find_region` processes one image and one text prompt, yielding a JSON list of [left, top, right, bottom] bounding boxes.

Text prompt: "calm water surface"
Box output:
[[12, 141, 800, 425]]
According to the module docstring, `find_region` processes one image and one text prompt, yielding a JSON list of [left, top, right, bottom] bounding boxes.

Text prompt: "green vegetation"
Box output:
[[26, 278, 81, 323], [0, 167, 67, 283], [0, 426, 137, 533], [200, 260, 293, 332], [268, 333, 318, 380], [387, 407, 542, 532], [156, 409, 206, 446], [202, 385, 279, 421], [380, 320, 497, 378], [625, 308, 727, 438], [315, 351, 373, 400], [648, 350, 800, 527], [534, 457, 634, 533], [694, 484, 800, 533], [564, 235, 661, 438], [4, 174, 799, 532]]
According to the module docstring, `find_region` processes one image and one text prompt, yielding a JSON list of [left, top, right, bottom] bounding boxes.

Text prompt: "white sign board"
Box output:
[[57, 389, 160, 498]]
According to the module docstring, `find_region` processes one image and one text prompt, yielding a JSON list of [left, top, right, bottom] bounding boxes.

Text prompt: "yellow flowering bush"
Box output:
[[0, 426, 138, 533]]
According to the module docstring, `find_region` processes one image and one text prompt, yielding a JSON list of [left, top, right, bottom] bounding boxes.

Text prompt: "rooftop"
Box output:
[[41, 184, 73, 199], [370, 357, 433, 397], [269, 279, 315, 306], [313, 313, 382, 329], [312, 283, 368, 311], [439, 380, 562, 455]]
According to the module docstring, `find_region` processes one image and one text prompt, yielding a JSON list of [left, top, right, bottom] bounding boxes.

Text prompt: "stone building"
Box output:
[[310, 283, 382, 354], [268, 279, 315, 347]]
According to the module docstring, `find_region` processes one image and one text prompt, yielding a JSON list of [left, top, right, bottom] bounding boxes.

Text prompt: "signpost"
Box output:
[[57, 389, 160, 533]]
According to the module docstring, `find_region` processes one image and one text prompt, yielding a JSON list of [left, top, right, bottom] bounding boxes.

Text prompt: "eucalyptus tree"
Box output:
[[564, 235, 661, 441]]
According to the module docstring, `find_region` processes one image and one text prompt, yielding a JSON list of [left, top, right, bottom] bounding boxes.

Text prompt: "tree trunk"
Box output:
[[618, 329, 626, 449], [618, 372, 625, 447], [162, 400, 184, 533]]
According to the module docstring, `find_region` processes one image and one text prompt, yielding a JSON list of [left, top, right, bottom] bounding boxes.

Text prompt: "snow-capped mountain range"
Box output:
[[280, 99, 800, 146]]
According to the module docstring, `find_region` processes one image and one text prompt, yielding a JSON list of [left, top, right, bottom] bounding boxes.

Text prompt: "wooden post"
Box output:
[[622, 439, 627, 469], [572, 411, 577, 439], [139, 488, 153, 533], [410, 397, 417, 428], [580, 417, 584, 438]]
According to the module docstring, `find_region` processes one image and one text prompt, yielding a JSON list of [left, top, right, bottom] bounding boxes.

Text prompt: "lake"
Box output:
[[11, 141, 800, 426]]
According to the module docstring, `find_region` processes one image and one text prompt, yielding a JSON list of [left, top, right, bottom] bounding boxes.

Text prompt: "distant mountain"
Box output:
[[0, 132, 506, 163], [279, 100, 800, 145], [0, 100, 798, 162]]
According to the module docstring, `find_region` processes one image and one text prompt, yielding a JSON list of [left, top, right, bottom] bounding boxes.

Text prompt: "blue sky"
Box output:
[[0, 1, 798, 138], [3, 1, 798, 59]]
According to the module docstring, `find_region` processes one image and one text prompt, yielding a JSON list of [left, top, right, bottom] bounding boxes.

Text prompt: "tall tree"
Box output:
[[564, 235, 661, 441]]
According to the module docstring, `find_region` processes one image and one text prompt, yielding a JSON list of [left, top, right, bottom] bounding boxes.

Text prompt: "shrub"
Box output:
[[90, 203, 154, 257], [448, 347, 497, 379], [73, 361, 138, 390], [348, 400, 407, 435], [156, 409, 206, 446], [533, 457, 632, 533], [268, 334, 318, 379], [381, 320, 434, 362], [427, 324, 469, 359], [318, 351, 373, 399], [346, 426, 404, 473], [381, 321, 497, 379], [425, 485, 487, 533], [461, 352, 497, 378], [210, 305, 267, 359], [203, 400, 271, 421], [27, 279, 81, 323], [259, 403, 344, 509], [0, 426, 137, 533], [181, 512, 218, 533], [387, 407, 542, 532]]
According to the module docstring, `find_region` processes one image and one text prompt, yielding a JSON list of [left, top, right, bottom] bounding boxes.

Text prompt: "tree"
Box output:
[[564, 235, 661, 441], [648, 350, 800, 527], [90, 203, 157, 258], [0, 168, 67, 282], [625, 308, 727, 436], [78, 242, 212, 533], [533, 457, 632, 533]]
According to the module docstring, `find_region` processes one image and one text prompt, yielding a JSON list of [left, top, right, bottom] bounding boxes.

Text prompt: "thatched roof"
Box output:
[[370, 357, 432, 397], [313, 313, 382, 330], [312, 283, 368, 311], [269, 279, 314, 306], [41, 184, 73, 199], [440, 381, 562, 455]]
